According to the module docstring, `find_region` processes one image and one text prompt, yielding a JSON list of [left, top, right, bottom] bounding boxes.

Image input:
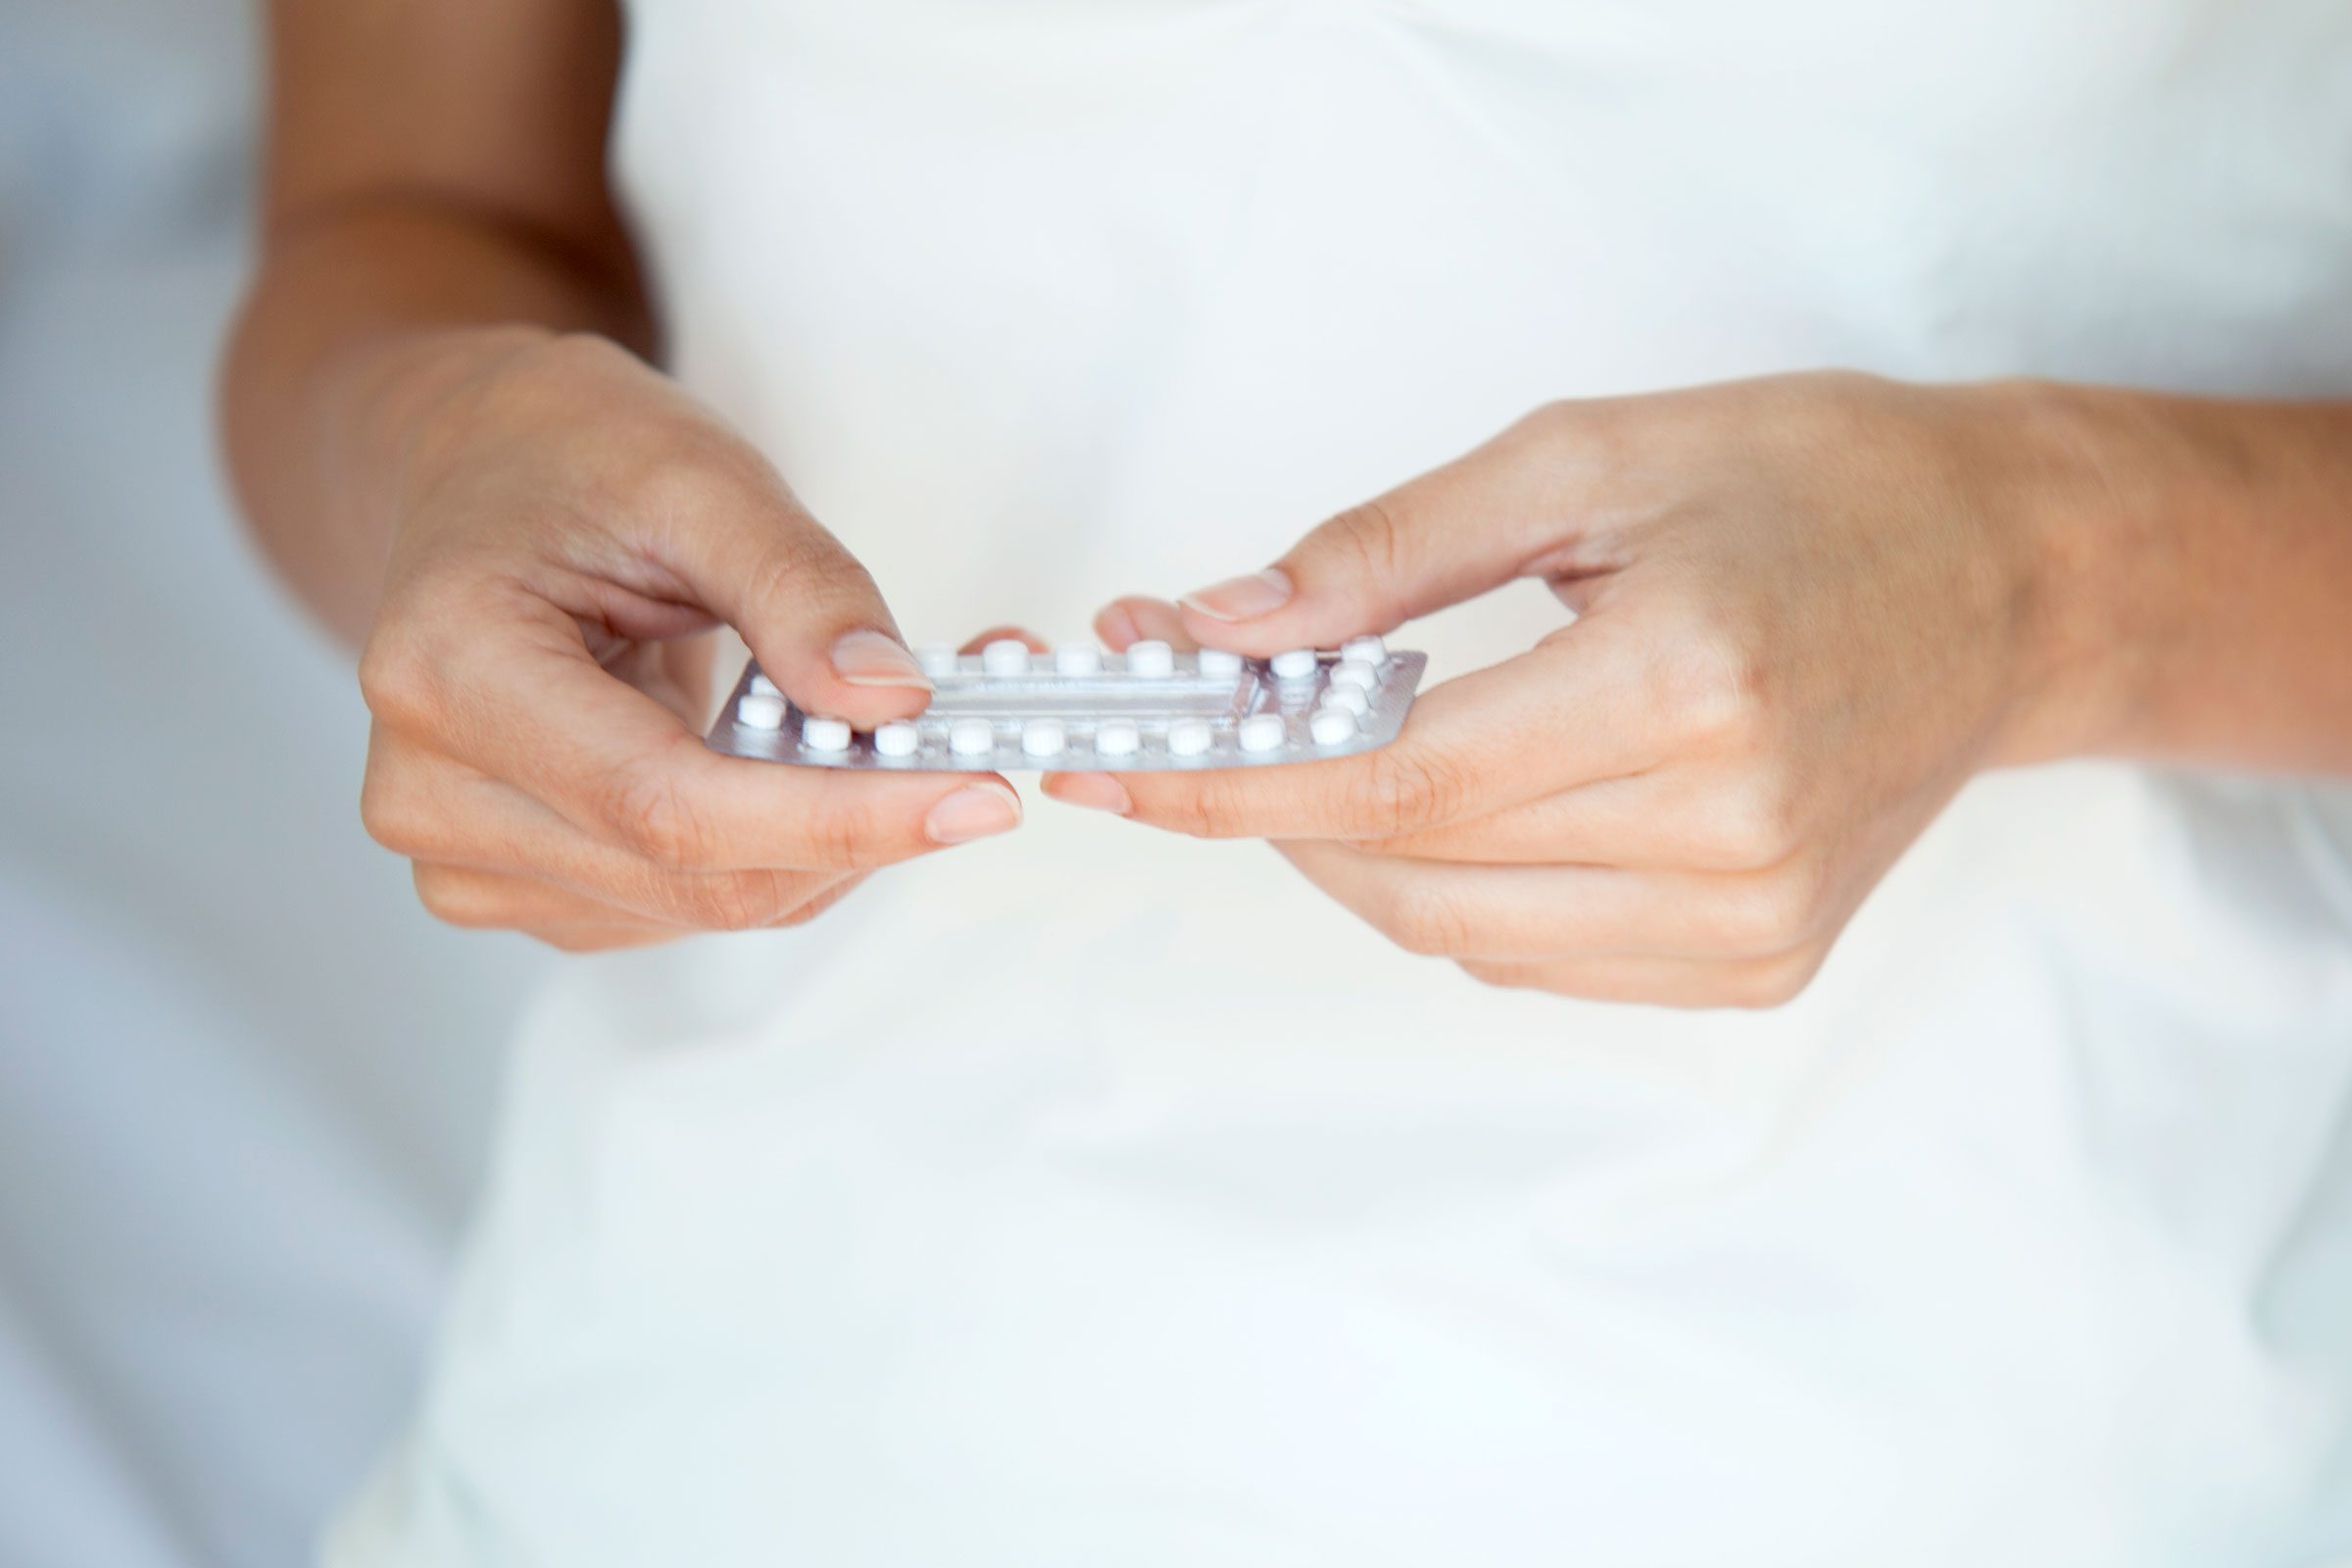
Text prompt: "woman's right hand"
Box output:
[[354, 331, 1021, 951]]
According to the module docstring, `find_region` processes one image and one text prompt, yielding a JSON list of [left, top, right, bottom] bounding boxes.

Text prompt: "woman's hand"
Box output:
[[1049, 372, 2126, 1007], [355, 331, 1021, 951]]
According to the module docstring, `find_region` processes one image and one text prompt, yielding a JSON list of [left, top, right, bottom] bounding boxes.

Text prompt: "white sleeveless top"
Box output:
[[334, 4, 2352, 1563]]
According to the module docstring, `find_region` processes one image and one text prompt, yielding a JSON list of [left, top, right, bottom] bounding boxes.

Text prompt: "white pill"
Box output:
[[1125, 639, 1174, 677], [949, 717, 998, 756], [1054, 642, 1102, 675], [1022, 718, 1067, 758], [1319, 682, 1371, 716], [749, 672, 781, 698], [1196, 647, 1244, 678], [1270, 647, 1318, 680], [736, 693, 787, 730], [1329, 658, 1378, 691], [983, 637, 1033, 676], [1237, 713, 1287, 753], [872, 720, 920, 758], [801, 716, 852, 754], [1094, 720, 1140, 757], [916, 643, 959, 677], [1310, 707, 1358, 747], [1166, 718, 1213, 757], [1342, 634, 1388, 667]]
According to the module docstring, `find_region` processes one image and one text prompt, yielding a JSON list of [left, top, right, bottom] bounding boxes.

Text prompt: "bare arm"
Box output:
[[222, 0, 652, 643], [2032, 386, 2352, 777], [220, 0, 1020, 952]]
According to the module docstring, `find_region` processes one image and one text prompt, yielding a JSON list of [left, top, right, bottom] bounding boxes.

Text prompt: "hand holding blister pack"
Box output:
[[708, 636, 1424, 771]]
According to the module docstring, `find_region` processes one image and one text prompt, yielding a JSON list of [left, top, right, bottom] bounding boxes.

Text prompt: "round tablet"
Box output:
[[1342, 634, 1388, 667], [1165, 718, 1213, 757], [1094, 720, 1140, 758], [949, 717, 998, 756], [1309, 707, 1358, 747], [915, 643, 958, 677], [872, 720, 920, 758], [1196, 647, 1244, 678], [982, 637, 1033, 676], [736, 693, 787, 730], [1125, 639, 1174, 677], [1237, 713, 1287, 754], [1328, 658, 1378, 691], [1021, 718, 1067, 758], [748, 672, 781, 699], [1054, 642, 1102, 675], [1269, 647, 1318, 680], [1319, 682, 1371, 716], [800, 716, 852, 754]]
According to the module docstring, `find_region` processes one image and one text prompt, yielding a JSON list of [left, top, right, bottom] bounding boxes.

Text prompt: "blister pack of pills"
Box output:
[[707, 636, 1426, 772]]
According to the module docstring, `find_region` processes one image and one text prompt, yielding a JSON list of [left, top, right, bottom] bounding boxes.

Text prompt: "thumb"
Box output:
[[672, 472, 932, 731], [1174, 416, 1572, 655]]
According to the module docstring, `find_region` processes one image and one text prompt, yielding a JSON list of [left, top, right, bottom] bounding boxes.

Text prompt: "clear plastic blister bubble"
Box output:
[[707, 637, 1426, 772]]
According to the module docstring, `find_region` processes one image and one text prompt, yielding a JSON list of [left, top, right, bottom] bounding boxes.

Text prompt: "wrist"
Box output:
[[1978, 378, 2182, 767], [343, 323, 558, 507]]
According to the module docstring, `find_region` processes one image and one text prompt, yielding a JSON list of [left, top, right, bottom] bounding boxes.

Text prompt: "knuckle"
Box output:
[[1500, 959, 1624, 1004], [537, 330, 634, 379], [1344, 748, 1468, 838], [356, 623, 445, 734], [1711, 862, 1828, 955], [1538, 394, 1652, 487], [618, 421, 785, 534], [412, 865, 496, 930], [1778, 370, 1891, 444], [766, 897, 823, 930], [688, 869, 791, 932], [1458, 958, 1532, 993], [743, 524, 873, 612], [1381, 880, 1481, 958], [1146, 777, 1248, 840], [1650, 626, 1766, 746], [358, 760, 425, 856], [1720, 953, 1822, 1010], [1315, 499, 1409, 595], [606, 766, 712, 868], [1509, 399, 1612, 481], [1517, 399, 1582, 447], [627, 440, 735, 518], [532, 924, 653, 955], [1700, 775, 1803, 870], [798, 802, 886, 869], [529, 928, 603, 953], [766, 875, 850, 928]]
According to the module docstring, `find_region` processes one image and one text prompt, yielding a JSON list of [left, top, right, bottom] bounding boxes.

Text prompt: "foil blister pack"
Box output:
[[707, 636, 1426, 772]]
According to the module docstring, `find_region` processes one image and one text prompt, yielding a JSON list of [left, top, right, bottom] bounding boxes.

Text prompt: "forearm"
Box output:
[[220, 201, 654, 645], [2015, 383, 2352, 778]]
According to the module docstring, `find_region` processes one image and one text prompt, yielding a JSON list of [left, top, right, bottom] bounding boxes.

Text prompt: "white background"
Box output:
[[1, 2, 543, 1560]]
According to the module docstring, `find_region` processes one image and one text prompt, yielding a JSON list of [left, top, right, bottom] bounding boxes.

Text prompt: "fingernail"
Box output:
[[925, 781, 1023, 844], [832, 629, 933, 689], [1047, 772, 1131, 815], [1179, 567, 1292, 622], [1096, 603, 1140, 650]]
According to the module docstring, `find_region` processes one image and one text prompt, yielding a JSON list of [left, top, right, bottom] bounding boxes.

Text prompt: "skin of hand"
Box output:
[[353, 330, 1022, 951], [229, 1, 1026, 953], [1046, 370, 2352, 1008]]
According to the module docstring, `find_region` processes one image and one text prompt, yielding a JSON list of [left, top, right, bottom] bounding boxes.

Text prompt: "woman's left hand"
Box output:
[[1046, 372, 2126, 1008]]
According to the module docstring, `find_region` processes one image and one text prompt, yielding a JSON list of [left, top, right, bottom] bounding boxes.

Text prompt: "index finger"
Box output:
[[1045, 623, 1654, 842]]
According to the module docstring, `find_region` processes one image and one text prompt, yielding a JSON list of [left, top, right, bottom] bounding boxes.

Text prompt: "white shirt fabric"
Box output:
[[333, 2, 2352, 1563]]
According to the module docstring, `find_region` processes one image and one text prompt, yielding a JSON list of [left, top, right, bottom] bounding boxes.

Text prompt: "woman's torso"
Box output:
[[334, 4, 2352, 1562]]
